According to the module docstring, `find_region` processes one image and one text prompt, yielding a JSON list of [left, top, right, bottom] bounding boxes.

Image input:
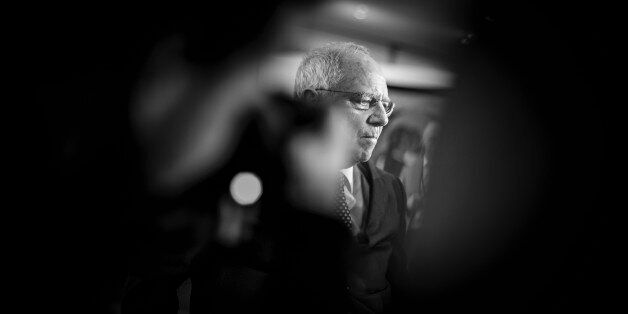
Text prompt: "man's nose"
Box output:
[[367, 102, 389, 127]]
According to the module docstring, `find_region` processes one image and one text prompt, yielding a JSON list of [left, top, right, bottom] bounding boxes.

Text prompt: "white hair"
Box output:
[[293, 42, 370, 98]]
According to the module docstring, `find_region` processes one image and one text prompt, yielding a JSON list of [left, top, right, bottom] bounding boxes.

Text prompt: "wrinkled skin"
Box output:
[[310, 53, 390, 167]]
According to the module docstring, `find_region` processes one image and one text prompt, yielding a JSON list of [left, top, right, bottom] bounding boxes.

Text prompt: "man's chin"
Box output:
[[352, 149, 373, 164]]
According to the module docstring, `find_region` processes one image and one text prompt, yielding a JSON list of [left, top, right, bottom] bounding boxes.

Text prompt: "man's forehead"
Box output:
[[340, 54, 381, 76], [338, 54, 388, 95]]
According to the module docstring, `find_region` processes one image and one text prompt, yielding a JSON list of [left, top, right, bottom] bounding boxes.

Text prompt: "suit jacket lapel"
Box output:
[[357, 162, 386, 246]]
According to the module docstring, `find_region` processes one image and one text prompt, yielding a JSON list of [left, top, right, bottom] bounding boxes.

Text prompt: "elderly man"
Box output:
[[294, 42, 408, 313]]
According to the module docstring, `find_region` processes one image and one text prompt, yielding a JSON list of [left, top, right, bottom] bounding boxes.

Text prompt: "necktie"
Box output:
[[335, 173, 353, 231]]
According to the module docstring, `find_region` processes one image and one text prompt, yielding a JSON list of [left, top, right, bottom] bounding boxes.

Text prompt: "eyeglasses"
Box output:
[[315, 89, 395, 115]]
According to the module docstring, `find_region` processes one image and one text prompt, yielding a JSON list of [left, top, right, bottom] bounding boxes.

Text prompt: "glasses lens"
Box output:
[[384, 102, 394, 113]]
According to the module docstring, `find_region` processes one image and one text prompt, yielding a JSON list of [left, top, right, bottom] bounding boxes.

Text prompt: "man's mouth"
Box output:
[[359, 135, 379, 145], [361, 135, 378, 139]]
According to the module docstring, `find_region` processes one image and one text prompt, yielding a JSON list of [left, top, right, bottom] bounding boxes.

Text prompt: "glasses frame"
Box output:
[[315, 88, 395, 115]]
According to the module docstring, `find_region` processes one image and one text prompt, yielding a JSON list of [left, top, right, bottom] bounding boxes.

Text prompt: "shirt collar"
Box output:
[[340, 166, 353, 193]]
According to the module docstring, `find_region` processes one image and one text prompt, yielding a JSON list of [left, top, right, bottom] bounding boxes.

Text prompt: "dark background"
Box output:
[[22, 1, 614, 312]]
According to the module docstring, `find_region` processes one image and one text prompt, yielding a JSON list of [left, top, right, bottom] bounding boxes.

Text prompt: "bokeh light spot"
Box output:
[[230, 172, 263, 205]]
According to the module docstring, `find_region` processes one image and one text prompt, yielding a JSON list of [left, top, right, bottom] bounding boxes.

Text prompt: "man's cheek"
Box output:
[[344, 110, 363, 130]]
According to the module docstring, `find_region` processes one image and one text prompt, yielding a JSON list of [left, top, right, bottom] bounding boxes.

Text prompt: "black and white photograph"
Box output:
[[25, 0, 614, 313]]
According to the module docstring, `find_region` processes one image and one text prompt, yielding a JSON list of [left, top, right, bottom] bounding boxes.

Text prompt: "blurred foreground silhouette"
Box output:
[[31, 1, 613, 313]]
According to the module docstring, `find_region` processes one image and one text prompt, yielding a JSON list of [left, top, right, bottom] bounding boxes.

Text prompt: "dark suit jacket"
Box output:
[[347, 161, 408, 313], [127, 161, 408, 314]]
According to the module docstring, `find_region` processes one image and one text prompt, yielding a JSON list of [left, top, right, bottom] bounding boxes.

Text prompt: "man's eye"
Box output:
[[355, 101, 371, 110]]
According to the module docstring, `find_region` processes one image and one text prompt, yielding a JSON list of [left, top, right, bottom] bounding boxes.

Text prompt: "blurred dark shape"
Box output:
[[31, 0, 612, 313], [375, 121, 439, 230], [375, 125, 427, 230], [121, 93, 354, 314], [378, 126, 425, 178], [401, 1, 610, 313], [33, 3, 336, 314]]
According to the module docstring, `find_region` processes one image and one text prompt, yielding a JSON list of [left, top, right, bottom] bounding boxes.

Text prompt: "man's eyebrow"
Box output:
[[361, 91, 389, 101]]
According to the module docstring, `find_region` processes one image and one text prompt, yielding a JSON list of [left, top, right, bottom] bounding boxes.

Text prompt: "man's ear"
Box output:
[[302, 89, 319, 105]]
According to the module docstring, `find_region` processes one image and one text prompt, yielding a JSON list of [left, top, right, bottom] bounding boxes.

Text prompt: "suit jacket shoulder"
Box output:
[[357, 161, 407, 247], [348, 162, 408, 313]]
